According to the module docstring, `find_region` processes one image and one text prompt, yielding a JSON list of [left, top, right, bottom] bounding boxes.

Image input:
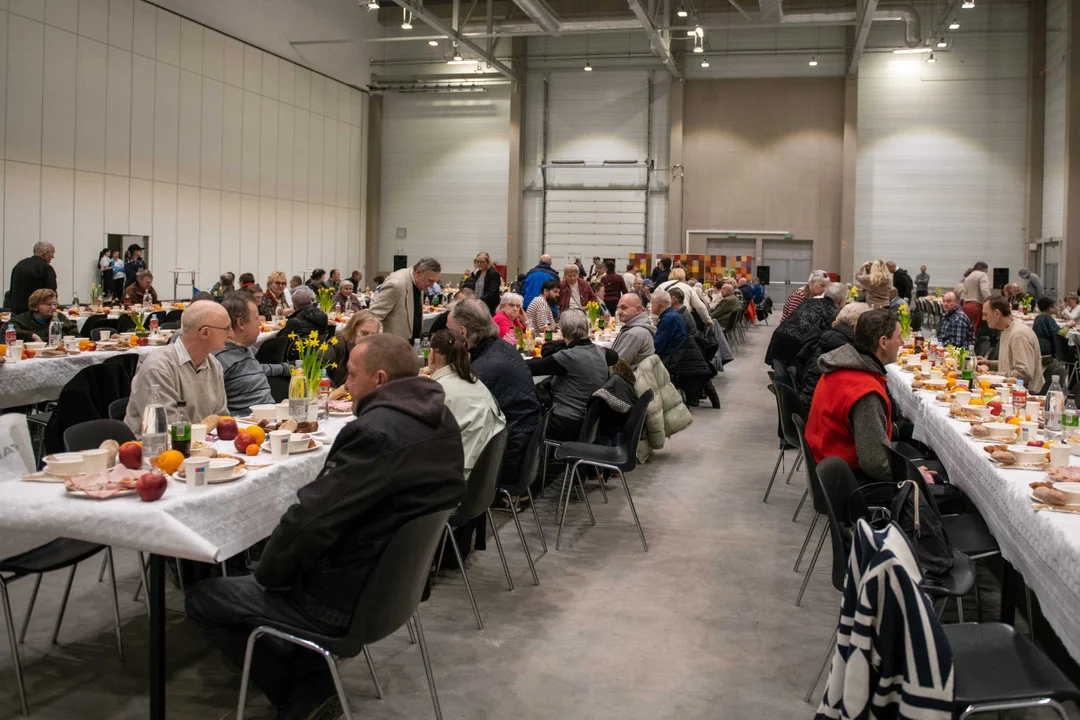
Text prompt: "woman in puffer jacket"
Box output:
[[633, 353, 693, 462], [797, 302, 871, 410]]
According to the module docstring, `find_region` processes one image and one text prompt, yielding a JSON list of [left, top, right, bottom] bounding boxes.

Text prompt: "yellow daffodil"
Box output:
[[330, 337, 338, 345], [319, 343, 329, 352], [309, 330, 318, 339], [329, 363, 338, 369], [288, 333, 298, 340]]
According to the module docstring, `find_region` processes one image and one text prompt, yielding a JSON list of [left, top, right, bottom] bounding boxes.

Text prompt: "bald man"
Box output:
[[521, 252, 560, 308], [612, 293, 656, 369], [125, 299, 231, 435]]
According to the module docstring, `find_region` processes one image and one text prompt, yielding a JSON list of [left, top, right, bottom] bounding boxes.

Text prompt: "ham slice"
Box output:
[[328, 400, 352, 413], [64, 466, 140, 499], [1048, 466, 1080, 482]]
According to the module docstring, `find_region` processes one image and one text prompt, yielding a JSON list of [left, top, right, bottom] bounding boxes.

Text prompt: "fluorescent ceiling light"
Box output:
[[961, 0, 975, 8], [926, 53, 937, 63], [367, 1, 379, 9], [808, 56, 818, 66], [700, 58, 710, 68], [893, 47, 934, 54], [584, 60, 593, 71], [937, 38, 948, 48], [428, 39, 439, 46], [695, 25, 704, 37], [687, 28, 696, 36], [447, 59, 477, 65], [677, 3, 688, 17], [693, 44, 703, 53], [949, 19, 960, 29], [452, 47, 463, 61]]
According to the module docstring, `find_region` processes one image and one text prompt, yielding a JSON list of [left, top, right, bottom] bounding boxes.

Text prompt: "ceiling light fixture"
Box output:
[[961, 0, 975, 8], [893, 47, 934, 54], [584, 60, 592, 71], [401, 9, 413, 29], [687, 28, 696, 36], [926, 53, 937, 63], [808, 56, 818, 66], [452, 46, 463, 61], [367, 1, 379, 9], [700, 58, 710, 68], [677, 3, 688, 17], [937, 37, 948, 48], [695, 25, 704, 37], [949, 19, 960, 30], [428, 39, 439, 46]]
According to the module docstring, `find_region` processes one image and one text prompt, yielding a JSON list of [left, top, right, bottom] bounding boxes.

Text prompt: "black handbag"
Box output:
[[891, 479, 955, 585]]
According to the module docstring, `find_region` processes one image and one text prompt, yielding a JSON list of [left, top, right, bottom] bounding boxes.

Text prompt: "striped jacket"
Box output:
[[816, 519, 954, 719]]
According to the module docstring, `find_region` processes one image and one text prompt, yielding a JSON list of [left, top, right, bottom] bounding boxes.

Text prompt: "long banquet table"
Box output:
[[0, 346, 157, 408], [0, 412, 351, 718], [886, 364, 1080, 662]]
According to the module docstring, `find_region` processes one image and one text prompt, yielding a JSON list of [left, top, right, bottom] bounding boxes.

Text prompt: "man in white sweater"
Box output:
[[978, 294, 1044, 394]]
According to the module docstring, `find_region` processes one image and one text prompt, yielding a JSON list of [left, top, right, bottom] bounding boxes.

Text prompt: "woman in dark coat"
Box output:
[[796, 302, 870, 409], [764, 283, 847, 372], [463, 252, 503, 315], [281, 286, 330, 360]]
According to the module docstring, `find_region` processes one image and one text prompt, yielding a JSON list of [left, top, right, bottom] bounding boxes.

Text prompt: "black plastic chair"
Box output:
[[164, 309, 184, 324], [435, 428, 510, 631], [159, 322, 180, 331], [64, 419, 135, 454], [1051, 333, 1076, 388], [552, 390, 654, 552], [236, 509, 453, 720], [88, 324, 119, 341], [791, 415, 828, 606], [103, 352, 139, 380], [255, 335, 290, 365], [764, 381, 806, 503], [79, 314, 118, 338], [108, 397, 129, 421], [491, 418, 549, 586]]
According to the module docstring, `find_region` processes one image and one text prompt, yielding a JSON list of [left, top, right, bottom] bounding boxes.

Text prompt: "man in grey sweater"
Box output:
[[214, 292, 291, 416], [612, 293, 656, 369]]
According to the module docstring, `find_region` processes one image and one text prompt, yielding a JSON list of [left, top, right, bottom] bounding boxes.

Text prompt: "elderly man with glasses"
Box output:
[[124, 300, 230, 435]]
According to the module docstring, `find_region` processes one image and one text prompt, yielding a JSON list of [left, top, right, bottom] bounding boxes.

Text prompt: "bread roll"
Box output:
[[1034, 486, 1068, 506]]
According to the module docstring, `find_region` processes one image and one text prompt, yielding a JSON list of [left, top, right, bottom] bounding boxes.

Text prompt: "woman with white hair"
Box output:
[[493, 292, 527, 344], [797, 302, 871, 409], [331, 280, 364, 313], [280, 285, 330, 359], [525, 309, 619, 441], [765, 278, 847, 371]]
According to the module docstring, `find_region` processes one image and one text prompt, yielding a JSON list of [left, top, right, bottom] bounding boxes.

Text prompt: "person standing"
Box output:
[[962, 261, 992, 333], [651, 256, 672, 285], [855, 260, 892, 310], [98, 249, 112, 295], [623, 263, 639, 293], [9, 242, 57, 314], [463, 251, 502, 315], [124, 245, 146, 289], [915, 265, 930, 298], [520, 254, 560, 309], [891, 262, 913, 302], [1018, 268, 1044, 299], [368, 257, 442, 342], [110, 251, 125, 300], [599, 261, 628, 316]]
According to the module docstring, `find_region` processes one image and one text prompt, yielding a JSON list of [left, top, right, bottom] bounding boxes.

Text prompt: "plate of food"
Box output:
[[260, 436, 323, 455], [328, 399, 353, 417], [982, 444, 1049, 469], [63, 467, 142, 499], [170, 459, 247, 484]]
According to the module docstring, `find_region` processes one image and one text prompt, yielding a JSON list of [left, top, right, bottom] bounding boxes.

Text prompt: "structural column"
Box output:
[[1063, 0, 1080, 289], [505, 38, 527, 277], [839, 73, 857, 282], [365, 95, 383, 279], [666, 78, 684, 255], [1025, 0, 1046, 269]]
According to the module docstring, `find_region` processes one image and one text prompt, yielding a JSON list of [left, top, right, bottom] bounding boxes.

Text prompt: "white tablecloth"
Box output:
[[0, 346, 157, 408], [0, 414, 350, 562], [886, 364, 1080, 661], [422, 310, 444, 334]]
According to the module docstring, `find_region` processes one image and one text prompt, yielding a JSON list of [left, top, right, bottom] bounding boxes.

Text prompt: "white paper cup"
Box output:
[[275, 403, 290, 421], [920, 361, 931, 374], [99, 329, 111, 340], [269, 430, 290, 460], [1019, 421, 1039, 443], [953, 378, 970, 390], [954, 390, 972, 406], [81, 448, 110, 474], [1026, 400, 1040, 422], [183, 457, 210, 490], [1049, 443, 1071, 467], [5, 345, 18, 363], [190, 423, 207, 442], [929, 370, 944, 382]]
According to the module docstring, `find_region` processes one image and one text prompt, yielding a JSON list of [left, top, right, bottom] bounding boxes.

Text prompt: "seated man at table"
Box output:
[[978, 293, 1044, 394], [121, 269, 158, 305], [937, 291, 974, 349], [124, 300, 230, 435], [651, 289, 687, 357], [185, 334, 466, 719], [214, 291, 291, 415], [612, 292, 655, 369], [10, 288, 76, 342]]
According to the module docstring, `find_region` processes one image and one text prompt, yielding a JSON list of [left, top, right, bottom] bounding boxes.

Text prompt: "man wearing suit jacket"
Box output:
[[368, 257, 442, 342]]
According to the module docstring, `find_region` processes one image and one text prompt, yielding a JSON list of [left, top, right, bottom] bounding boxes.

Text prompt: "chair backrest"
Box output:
[[255, 335, 290, 364], [883, 443, 943, 517], [80, 314, 118, 338], [1052, 332, 1074, 364], [775, 382, 806, 447], [771, 358, 794, 389], [159, 322, 180, 330], [815, 456, 871, 594], [108, 396, 129, 421], [332, 508, 453, 655], [116, 314, 135, 333], [506, 412, 547, 495], [102, 352, 139, 380], [791, 414, 827, 515], [44, 362, 132, 455], [164, 309, 184, 324], [64, 418, 136, 452], [577, 395, 604, 444], [453, 427, 510, 525], [614, 389, 654, 472]]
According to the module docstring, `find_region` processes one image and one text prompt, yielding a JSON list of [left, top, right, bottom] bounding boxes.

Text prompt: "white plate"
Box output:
[[170, 467, 248, 484], [329, 410, 353, 417], [967, 428, 1017, 443], [259, 438, 323, 455], [1030, 493, 1080, 506], [66, 488, 137, 499], [994, 462, 1049, 472]]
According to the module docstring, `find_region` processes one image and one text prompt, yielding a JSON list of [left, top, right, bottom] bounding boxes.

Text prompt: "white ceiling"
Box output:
[[149, 0, 380, 88]]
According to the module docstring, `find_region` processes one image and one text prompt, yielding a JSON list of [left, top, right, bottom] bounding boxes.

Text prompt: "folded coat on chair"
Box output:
[[633, 354, 692, 462]]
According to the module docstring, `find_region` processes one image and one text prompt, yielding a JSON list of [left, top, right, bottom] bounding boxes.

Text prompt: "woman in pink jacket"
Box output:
[[493, 292, 527, 344]]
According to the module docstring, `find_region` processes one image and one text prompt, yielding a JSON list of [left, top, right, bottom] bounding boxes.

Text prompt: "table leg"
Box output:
[[1000, 559, 1017, 626], [149, 554, 166, 720]]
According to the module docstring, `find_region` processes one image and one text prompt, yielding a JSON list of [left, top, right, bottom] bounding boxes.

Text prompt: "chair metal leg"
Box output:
[[527, 488, 547, 552], [97, 553, 108, 583], [445, 525, 483, 630], [413, 610, 444, 720], [220, 562, 228, 577], [975, 572, 982, 622], [322, 649, 353, 720], [957, 596, 965, 623], [51, 564, 78, 644], [763, 448, 784, 503], [792, 488, 809, 522], [406, 617, 417, 644], [539, 444, 548, 499], [105, 548, 124, 662], [555, 465, 574, 551], [432, 530, 448, 588], [361, 645, 383, 699], [17, 574, 42, 643], [576, 468, 596, 527], [804, 627, 838, 703], [793, 513, 820, 572], [795, 525, 827, 607], [486, 509, 514, 592], [958, 698, 1070, 720], [616, 469, 649, 552], [135, 552, 151, 616], [502, 490, 539, 586], [175, 559, 185, 593], [785, 452, 803, 485], [592, 466, 609, 504], [1025, 585, 1035, 641], [1, 578, 29, 717]]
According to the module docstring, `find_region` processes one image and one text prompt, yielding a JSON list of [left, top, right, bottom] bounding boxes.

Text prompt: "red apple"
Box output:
[[136, 472, 167, 502], [987, 401, 1003, 417], [137, 336, 149, 347], [233, 432, 256, 453], [217, 417, 238, 441], [1027, 440, 1043, 447], [118, 441, 143, 470]]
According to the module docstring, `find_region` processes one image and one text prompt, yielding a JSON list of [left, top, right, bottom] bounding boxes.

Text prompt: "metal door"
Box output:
[[762, 239, 814, 306], [1038, 240, 1061, 299]]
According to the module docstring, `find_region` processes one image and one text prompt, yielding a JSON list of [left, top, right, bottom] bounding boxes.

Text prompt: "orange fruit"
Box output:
[[156, 449, 184, 475], [979, 380, 992, 390], [1006, 416, 1021, 426], [244, 426, 266, 446], [969, 398, 984, 406], [245, 443, 260, 456]]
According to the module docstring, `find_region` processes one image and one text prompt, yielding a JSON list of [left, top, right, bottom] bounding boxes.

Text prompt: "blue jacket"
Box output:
[[653, 307, 688, 356], [521, 263, 560, 308], [752, 283, 764, 303]]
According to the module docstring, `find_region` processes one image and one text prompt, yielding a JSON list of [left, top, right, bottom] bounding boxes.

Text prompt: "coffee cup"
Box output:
[[920, 360, 931, 374], [954, 390, 972, 406], [953, 378, 970, 390], [275, 403, 290, 422], [269, 430, 290, 460], [1025, 400, 1040, 422], [183, 457, 210, 490], [1049, 442, 1071, 468], [1019, 421, 1039, 443], [190, 423, 207, 443], [81, 448, 110, 474], [98, 329, 111, 341], [929, 370, 944, 382], [5, 344, 18, 364]]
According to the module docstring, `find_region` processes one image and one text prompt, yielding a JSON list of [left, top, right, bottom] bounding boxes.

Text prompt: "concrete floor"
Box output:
[[0, 322, 1044, 719]]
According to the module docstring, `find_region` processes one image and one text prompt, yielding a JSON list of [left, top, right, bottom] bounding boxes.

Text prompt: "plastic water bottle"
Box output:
[[141, 384, 169, 462], [1010, 379, 1027, 420], [1045, 376, 1064, 438], [148, 315, 159, 335], [288, 362, 308, 423], [1064, 398, 1079, 440], [413, 338, 422, 358], [72, 291, 79, 307], [142, 290, 152, 311], [48, 317, 62, 347], [5, 323, 15, 347], [317, 369, 331, 420]]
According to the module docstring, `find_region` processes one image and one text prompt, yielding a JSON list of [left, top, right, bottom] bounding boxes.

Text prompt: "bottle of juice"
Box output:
[[1011, 379, 1028, 421], [288, 363, 308, 423]]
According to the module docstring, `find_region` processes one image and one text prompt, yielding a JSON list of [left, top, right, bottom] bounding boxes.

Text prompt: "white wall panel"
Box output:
[[78, 0, 109, 44], [291, 201, 307, 276], [73, 171, 104, 295], [261, 53, 278, 100], [153, 61, 179, 182], [222, 35, 242, 88], [200, 78, 222, 189], [4, 162, 39, 290], [260, 96, 278, 197], [155, 8, 179, 66], [198, 188, 220, 287], [239, 193, 258, 275], [293, 108, 309, 201], [348, 209, 360, 273], [276, 103, 293, 200], [176, 183, 199, 271], [45, 0, 78, 33], [108, 0, 133, 52], [179, 18, 201, 74], [322, 118, 336, 206], [131, 0, 155, 59], [242, 45, 260, 93], [151, 180, 176, 275], [0, 12, 9, 160], [220, 190, 241, 276], [41, 166, 74, 295], [258, 195, 275, 280], [10, 0, 44, 21], [310, 73, 324, 116], [128, 177, 152, 234], [322, 206, 335, 271], [177, 69, 201, 186], [7, 15, 44, 165], [42, 26, 77, 169], [325, 81, 339, 121], [335, 207, 347, 273], [241, 90, 260, 195], [279, 62, 294, 107], [349, 123, 361, 209], [105, 46, 132, 176], [307, 201, 322, 270], [221, 84, 242, 191], [336, 120, 349, 209], [294, 67, 310, 110], [1043, 0, 1067, 239], [129, 54, 155, 179], [275, 199, 291, 276], [201, 27, 223, 82], [75, 37, 108, 173], [308, 114, 323, 204], [104, 173, 129, 234]]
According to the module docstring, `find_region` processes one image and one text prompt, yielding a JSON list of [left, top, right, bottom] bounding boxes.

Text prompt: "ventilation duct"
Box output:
[[782, 5, 922, 48]]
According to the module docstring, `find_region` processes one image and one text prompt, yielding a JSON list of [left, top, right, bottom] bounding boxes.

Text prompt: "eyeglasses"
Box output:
[[201, 325, 231, 333]]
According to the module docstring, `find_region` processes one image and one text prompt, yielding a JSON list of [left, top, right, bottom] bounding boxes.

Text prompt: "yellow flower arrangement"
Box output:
[[584, 300, 602, 325], [288, 331, 338, 395], [316, 286, 335, 313], [897, 302, 911, 338]]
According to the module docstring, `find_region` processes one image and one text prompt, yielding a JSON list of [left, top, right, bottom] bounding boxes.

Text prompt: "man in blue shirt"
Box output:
[[520, 254, 560, 308], [651, 288, 687, 356]]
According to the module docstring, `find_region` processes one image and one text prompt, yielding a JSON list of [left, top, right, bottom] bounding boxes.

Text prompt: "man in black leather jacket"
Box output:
[[186, 334, 465, 720]]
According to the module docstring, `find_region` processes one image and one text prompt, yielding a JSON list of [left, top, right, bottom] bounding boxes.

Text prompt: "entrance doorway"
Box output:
[[761, 239, 813, 307]]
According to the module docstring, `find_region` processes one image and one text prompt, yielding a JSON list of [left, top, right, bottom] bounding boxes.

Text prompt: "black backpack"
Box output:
[[890, 479, 954, 584]]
